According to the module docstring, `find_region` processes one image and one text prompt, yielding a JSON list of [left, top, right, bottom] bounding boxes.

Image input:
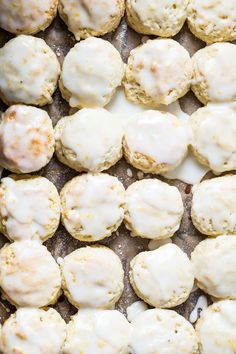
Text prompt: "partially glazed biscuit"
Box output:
[[60, 246, 124, 309], [0, 240, 61, 307], [64, 309, 131, 354], [130, 309, 198, 354], [130, 244, 194, 308], [0, 308, 66, 354], [124, 179, 184, 239], [0, 176, 60, 243], [191, 175, 236, 236], [55, 108, 123, 173], [0, 35, 60, 106], [58, 0, 125, 40], [60, 37, 124, 108], [60, 173, 125, 242], [124, 39, 193, 107], [190, 103, 236, 173], [191, 236, 236, 299], [187, 0, 236, 44], [0, 0, 58, 35], [126, 0, 188, 37], [123, 110, 190, 174], [0, 105, 55, 173], [191, 43, 236, 104]]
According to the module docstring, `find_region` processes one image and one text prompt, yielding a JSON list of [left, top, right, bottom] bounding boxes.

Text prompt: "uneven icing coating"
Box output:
[[0, 35, 60, 106], [64, 309, 131, 354], [126, 301, 148, 322], [0, 240, 61, 307], [130, 244, 194, 308], [130, 309, 198, 354], [0, 308, 66, 354], [0, 176, 60, 242], [196, 300, 236, 354], [61, 246, 124, 309], [125, 179, 184, 239], [0, 105, 55, 173], [60, 37, 124, 108], [60, 173, 125, 241]]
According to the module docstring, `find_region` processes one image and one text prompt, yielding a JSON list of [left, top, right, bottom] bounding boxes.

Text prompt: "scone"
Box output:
[[187, 0, 236, 44], [191, 236, 236, 299], [59, 37, 124, 108], [0, 308, 66, 354], [124, 38, 193, 107], [130, 244, 194, 308], [58, 0, 125, 40], [126, 0, 188, 37], [190, 103, 236, 173], [0, 105, 55, 173], [0, 240, 61, 308], [196, 300, 236, 354], [60, 173, 125, 242], [55, 108, 123, 173], [124, 179, 184, 240], [60, 246, 124, 309], [0, 35, 60, 106], [191, 175, 236, 236], [0, 175, 60, 243], [0, 0, 58, 35], [123, 110, 190, 174], [129, 309, 198, 354], [64, 309, 131, 354], [191, 43, 236, 104]]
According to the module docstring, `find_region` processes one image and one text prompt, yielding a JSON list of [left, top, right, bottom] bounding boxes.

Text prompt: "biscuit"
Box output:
[[0, 0, 58, 35], [0, 240, 61, 307], [0, 105, 55, 173], [126, 0, 188, 37], [55, 108, 123, 173], [60, 173, 125, 242], [0, 308, 66, 354], [58, 0, 125, 40], [191, 175, 236, 236], [124, 38, 193, 107], [124, 179, 184, 239], [60, 246, 124, 309], [59, 37, 124, 108], [0, 35, 60, 106], [123, 110, 190, 174]]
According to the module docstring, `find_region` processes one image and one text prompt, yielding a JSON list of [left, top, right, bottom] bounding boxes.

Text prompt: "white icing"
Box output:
[[126, 301, 148, 322], [189, 295, 208, 323], [148, 238, 172, 250]]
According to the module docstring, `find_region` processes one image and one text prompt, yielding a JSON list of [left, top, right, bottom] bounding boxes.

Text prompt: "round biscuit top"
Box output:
[[0, 308, 66, 354], [126, 0, 188, 37], [124, 38, 193, 106], [130, 244, 194, 308], [0, 176, 60, 243], [58, 0, 124, 40], [123, 110, 190, 174], [55, 108, 123, 173], [191, 175, 236, 236], [60, 37, 124, 108], [0, 0, 58, 35], [190, 103, 236, 173], [64, 309, 131, 354], [196, 300, 236, 354], [0, 240, 61, 307], [0, 35, 60, 106], [61, 246, 124, 309], [187, 0, 236, 43], [124, 179, 184, 239], [191, 236, 236, 299], [60, 173, 125, 241], [129, 309, 198, 354], [191, 42, 236, 104], [0, 105, 55, 173]]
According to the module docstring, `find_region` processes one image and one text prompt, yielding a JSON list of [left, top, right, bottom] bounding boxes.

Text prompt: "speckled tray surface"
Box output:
[[0, 14, 210, 324]]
